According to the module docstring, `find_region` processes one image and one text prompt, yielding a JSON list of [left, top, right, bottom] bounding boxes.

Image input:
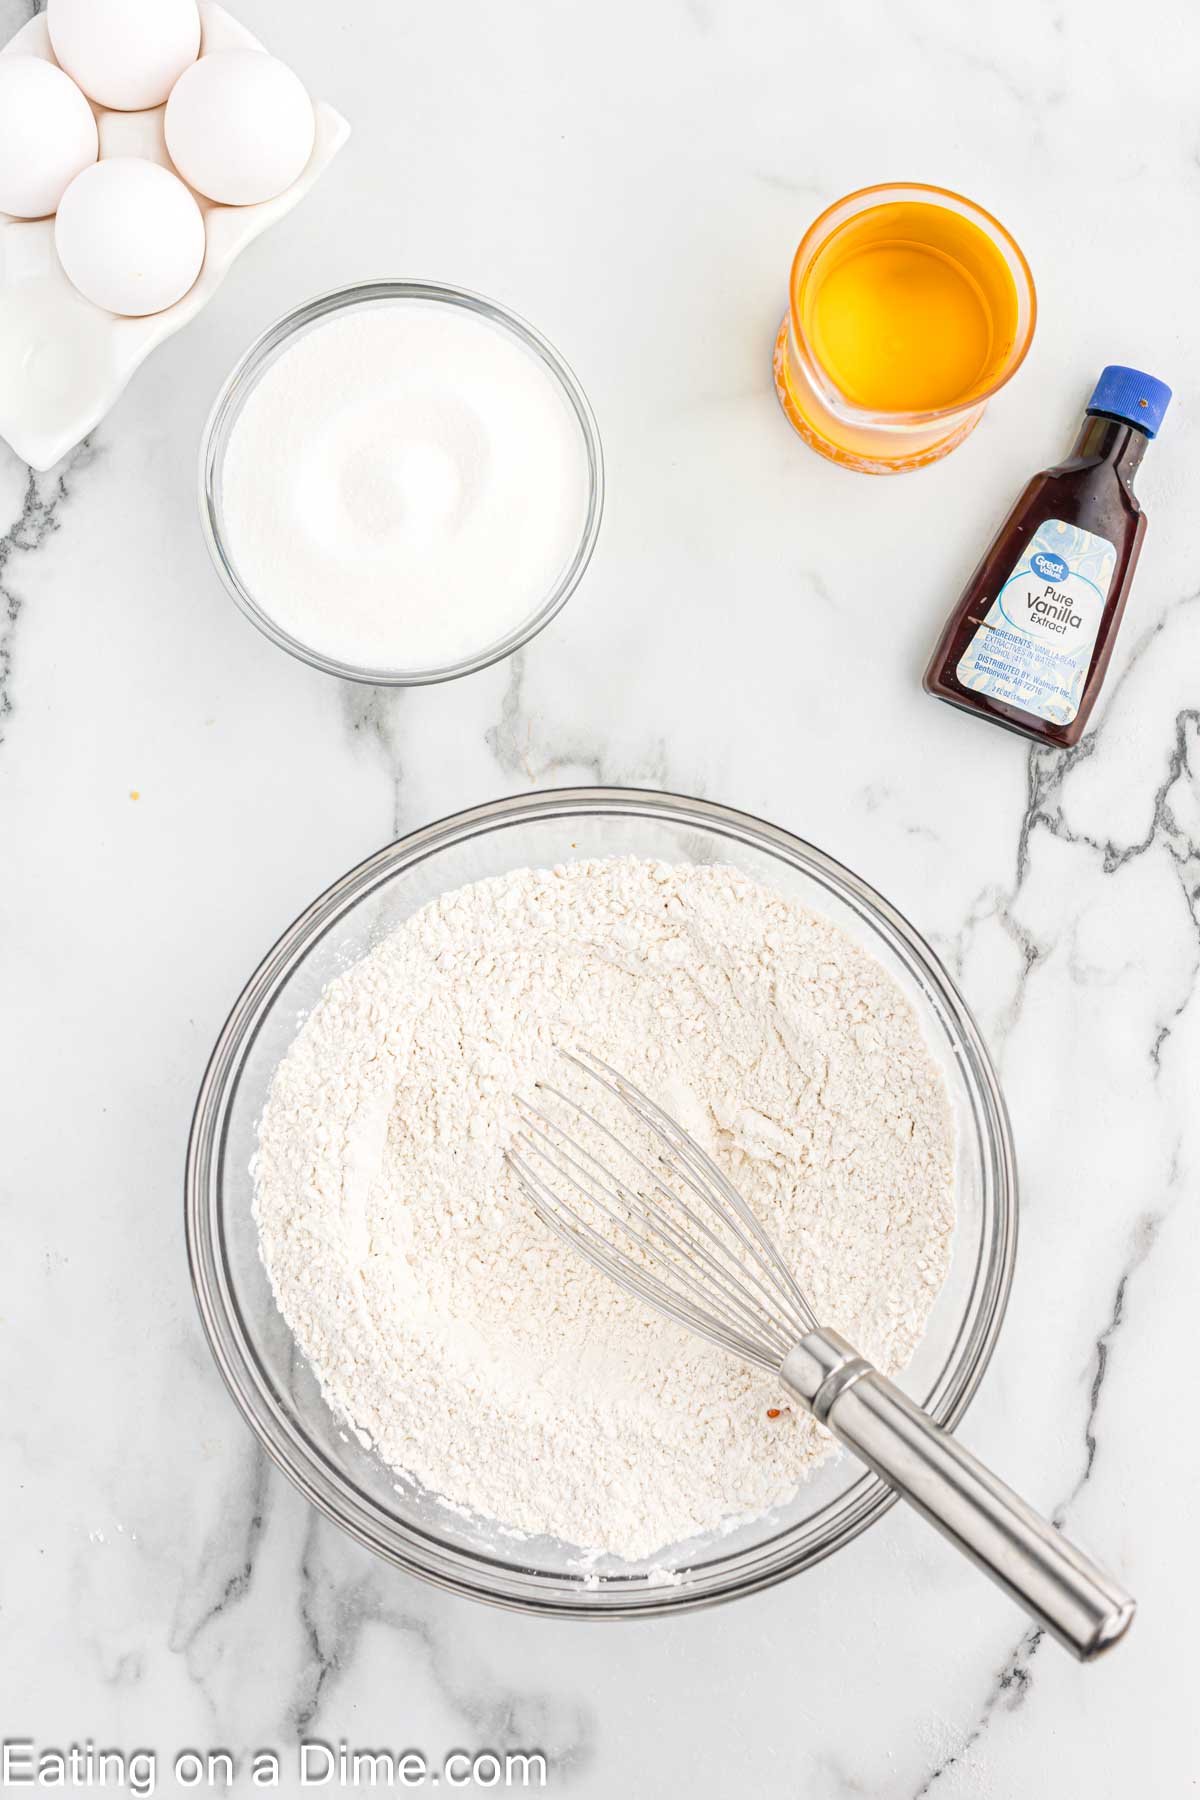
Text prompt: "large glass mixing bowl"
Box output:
[[186, 789, 1017, 1616]]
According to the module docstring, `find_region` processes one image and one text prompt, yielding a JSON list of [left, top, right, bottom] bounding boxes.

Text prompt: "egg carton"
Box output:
[[0, 3, 349, 471]]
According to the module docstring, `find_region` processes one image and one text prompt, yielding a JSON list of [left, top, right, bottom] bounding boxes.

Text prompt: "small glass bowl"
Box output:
[[186, 788, 1018, 1618], [198, 281, 605, 686]]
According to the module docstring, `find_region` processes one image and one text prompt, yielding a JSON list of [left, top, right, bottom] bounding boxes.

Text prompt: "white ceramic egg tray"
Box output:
[[0, 4, 349, 471]]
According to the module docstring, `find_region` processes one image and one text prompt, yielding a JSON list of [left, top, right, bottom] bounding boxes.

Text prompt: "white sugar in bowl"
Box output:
[[55, 158, 206, 318], [0, 54, 98, 219], [47, 0, 201, 111], [165, 49, 316, 206]]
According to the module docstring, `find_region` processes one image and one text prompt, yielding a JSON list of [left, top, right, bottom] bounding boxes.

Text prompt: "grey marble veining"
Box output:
[[2, 0, 1198, 1793], [0, 443, 95, 739]]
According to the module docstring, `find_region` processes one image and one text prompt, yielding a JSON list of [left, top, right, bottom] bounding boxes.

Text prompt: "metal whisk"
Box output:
[[507, 1050, 1134, 1660]]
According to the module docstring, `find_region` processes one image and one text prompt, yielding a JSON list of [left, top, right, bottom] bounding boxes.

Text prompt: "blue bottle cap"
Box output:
[[1086, 365, 1172, 437]]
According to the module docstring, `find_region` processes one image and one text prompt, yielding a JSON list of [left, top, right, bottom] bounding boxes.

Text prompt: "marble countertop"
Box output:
[[3, 0, 1196, 1792]]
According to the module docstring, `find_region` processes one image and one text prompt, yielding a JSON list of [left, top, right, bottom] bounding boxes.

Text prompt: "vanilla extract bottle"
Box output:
[[923, 366, 1171, 747]]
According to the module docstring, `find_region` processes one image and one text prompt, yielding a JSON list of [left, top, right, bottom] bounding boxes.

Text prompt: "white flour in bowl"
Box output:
[[253, 858, 955, 1560]]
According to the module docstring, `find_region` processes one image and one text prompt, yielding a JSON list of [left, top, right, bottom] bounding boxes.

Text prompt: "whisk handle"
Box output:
[[781, 1330, 1135, 1661]]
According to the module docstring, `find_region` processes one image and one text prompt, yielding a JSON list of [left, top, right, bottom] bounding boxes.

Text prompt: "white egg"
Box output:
[[164, 49, 315, 207], [47, 0, 200, 112], [55, 158, 205, 316], [0, 54, 98, 219]]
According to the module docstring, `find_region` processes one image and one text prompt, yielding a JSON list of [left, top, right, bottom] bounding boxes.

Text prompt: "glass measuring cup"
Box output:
[[773, 182, 1036, 475]]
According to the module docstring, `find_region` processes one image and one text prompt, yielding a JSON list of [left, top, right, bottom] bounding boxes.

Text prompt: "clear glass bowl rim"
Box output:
[[197, 280, 605, 687], [185, 787, 1018, 1618], [787, 180, 1038, 427]]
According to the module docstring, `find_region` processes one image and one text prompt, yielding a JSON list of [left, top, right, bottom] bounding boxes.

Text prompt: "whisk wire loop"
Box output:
[[560, 1051, 818, 1340], [520, 1088, 804, 1355], [507, 1146, 778, 1369], [512, 1111, 790, 1360]]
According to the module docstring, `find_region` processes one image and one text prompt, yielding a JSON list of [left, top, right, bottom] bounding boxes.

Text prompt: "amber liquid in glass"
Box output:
[[799, 201, 1020, 415], [776, 189, 1033, 473]]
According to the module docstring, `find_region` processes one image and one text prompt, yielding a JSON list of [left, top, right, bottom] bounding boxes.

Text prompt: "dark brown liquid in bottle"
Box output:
[[923, 414, 1149, 747]]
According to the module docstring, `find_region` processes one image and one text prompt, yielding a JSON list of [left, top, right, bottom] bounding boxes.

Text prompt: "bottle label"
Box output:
[[955, 518, 1117, 726]]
